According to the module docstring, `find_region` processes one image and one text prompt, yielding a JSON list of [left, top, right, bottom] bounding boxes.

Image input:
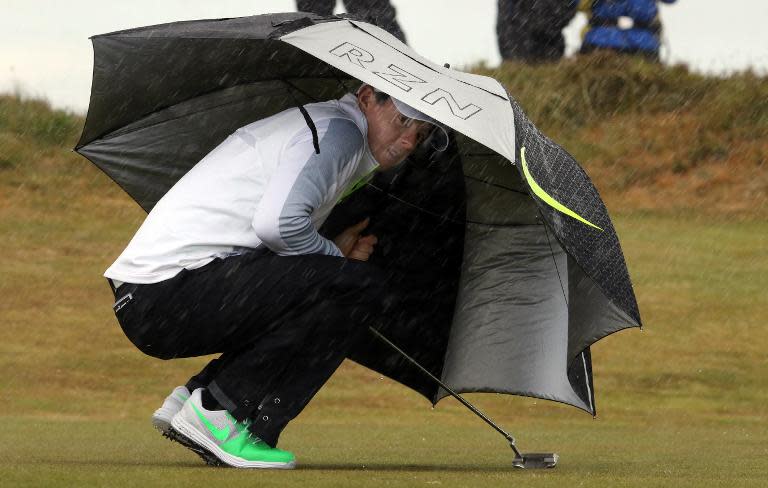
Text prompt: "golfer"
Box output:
[[105, 84, 448, 468]]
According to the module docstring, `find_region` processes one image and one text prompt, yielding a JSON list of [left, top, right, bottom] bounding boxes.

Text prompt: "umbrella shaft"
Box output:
[[368, 326, 522, 456]]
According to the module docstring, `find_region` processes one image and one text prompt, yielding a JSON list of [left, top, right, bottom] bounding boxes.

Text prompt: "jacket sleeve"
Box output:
[[251, 118, 365, 256]]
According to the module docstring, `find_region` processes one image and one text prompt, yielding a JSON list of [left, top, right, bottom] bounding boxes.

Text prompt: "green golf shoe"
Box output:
[[171, 388, 295, 469]]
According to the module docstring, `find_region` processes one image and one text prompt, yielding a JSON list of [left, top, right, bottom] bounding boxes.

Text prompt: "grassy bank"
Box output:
[[477, 54, 768, 216]]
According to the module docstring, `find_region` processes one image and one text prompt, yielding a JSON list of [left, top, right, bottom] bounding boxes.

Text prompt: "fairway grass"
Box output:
[[2, 410, 766, 487], [2, 158, 767, 485]]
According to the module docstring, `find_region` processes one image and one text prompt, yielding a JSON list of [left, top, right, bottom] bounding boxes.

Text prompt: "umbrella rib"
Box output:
[[463, 174, 529, 196], [540, 212, 569, 308], [89, 86, 281, 141], [365, 182, 541, 228], [581, 351, 595, 413], [279, 78, 322, 103], [91, 79, 334, 142]]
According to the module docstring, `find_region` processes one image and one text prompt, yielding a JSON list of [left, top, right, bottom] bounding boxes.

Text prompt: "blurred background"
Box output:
[[2, 0, 767, 112]]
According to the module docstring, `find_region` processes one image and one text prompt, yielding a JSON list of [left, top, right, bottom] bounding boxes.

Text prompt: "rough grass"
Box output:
[[475, 54, 768, 216], [1, 60, 767, 486], [0, 93, 82, 171]]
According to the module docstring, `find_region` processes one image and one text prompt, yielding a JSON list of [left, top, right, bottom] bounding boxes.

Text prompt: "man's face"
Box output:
[[357, 87, 433, 170]]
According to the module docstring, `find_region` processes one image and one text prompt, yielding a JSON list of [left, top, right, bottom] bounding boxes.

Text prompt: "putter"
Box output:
[[369, 327, 558, 469]]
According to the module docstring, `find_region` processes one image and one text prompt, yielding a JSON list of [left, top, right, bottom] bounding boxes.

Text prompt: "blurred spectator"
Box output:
[[497, 0, 579, 62], [580, 0, 677, 60], [297, 0, 407, 43]]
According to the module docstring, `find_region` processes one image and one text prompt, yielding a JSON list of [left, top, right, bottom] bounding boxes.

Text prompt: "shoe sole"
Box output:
[[163, 426, 226, 467], [153, 413, 225, 467], [171, 415, 296, 469]]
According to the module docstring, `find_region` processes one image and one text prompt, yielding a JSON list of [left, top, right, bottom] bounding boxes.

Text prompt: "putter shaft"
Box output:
[[368, 326, 523, 458]]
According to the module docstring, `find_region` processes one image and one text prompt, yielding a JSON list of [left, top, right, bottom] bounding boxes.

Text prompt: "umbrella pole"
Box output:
[[368, 327, 540, 463]]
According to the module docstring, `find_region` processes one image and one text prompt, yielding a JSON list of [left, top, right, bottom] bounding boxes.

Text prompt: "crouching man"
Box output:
[[104, 84, 448, 468]]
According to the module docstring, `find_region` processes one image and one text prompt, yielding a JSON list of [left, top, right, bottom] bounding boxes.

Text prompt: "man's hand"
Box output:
[[333, 218, 378, 261], [349, 234, 378, 261]]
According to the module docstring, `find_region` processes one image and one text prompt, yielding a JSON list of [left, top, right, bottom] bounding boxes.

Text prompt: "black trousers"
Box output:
[[496, 0, 578, 62], [297, 0, 407, 43], [112, 251, 393, 447]]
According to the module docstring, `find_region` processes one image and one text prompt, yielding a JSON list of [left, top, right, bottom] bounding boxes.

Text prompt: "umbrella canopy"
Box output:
[[76, 13, 641, 415]]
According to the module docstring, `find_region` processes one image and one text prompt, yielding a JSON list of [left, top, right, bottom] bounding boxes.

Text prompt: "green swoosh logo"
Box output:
[[191, 401, 230, 442], [520, 146, 603, 232]]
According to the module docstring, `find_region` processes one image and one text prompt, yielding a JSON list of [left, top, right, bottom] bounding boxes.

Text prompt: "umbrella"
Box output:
[[76, 11, 640, 439]]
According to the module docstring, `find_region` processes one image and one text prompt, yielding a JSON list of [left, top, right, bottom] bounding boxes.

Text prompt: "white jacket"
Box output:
[[105, 94, 379, 284]]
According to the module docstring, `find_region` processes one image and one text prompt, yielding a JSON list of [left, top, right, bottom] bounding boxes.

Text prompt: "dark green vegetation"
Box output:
[[1, 56, 766, 486]]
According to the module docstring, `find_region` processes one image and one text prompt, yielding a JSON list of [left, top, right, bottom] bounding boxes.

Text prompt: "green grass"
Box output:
[[2, 181, 766, 485], [476, 54, 768, 139], [0, 93, 82, 172], [1, 63, 767, 485], [3, 415, 767, 487]]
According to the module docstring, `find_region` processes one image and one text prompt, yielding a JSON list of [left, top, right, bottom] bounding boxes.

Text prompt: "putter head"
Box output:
[[512, 452, 559, 469]]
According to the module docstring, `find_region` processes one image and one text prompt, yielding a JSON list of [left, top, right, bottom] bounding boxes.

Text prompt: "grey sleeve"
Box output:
[[251, 118, 365, 256]]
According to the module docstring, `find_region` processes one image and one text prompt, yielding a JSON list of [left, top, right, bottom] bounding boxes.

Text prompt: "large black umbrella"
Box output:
[[76, 13, 640, 423]]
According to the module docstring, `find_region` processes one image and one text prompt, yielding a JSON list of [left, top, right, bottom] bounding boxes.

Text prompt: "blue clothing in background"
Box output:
[[583, 0, 677, 57], [591, 0, 672, 24]]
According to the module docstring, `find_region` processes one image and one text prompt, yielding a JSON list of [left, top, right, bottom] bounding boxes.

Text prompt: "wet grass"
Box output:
[[0, 93, 81, 144], [2, 171, 766, 487], [1, 67, 767, 485], [478, 54, 768, 139], [3, 415, 767, 487], [475, 54, 768, 216]]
